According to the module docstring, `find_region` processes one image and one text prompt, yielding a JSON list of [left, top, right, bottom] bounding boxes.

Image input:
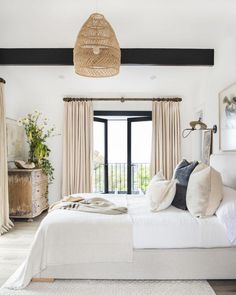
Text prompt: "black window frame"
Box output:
[[94, 111, 152, 194], [127, 116, 152, 194], [94, 117, 108, 193]]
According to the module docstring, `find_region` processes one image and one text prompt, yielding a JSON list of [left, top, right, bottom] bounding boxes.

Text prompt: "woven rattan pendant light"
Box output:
[[74, 13, 121, 78]]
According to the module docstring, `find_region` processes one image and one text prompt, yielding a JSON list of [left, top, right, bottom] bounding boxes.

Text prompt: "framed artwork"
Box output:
[[202, 130, 212, 165], [219, 82, 236, 151], [6, 118, 28, 162]]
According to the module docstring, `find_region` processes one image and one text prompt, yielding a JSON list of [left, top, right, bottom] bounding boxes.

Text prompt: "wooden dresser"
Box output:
[[8, 169, 49, 219]]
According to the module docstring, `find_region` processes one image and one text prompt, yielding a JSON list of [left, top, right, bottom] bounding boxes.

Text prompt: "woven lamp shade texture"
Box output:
[[74, 13, 121, 78]]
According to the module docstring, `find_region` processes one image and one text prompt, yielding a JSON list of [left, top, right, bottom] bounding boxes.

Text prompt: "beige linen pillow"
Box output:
[[147, 172, 177, 212], [186, 163, 223, 217]]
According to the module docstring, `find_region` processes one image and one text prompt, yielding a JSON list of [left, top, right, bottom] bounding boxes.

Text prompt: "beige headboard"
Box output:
[[210, 153, 236, 189]]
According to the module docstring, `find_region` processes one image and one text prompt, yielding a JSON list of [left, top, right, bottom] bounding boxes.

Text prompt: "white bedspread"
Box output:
[[4, 191, 235, 290], [127, 196, 231, 249], [4, 195, 133, 290], [216, 186, 236, 245]]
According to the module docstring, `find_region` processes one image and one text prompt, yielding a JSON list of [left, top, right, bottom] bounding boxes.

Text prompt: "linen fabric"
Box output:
[[128, 196, 231, 249], [62, 101, 93, 195], [3, 194, 232, 290], [4, 195, 133, 290], [171, 183, 188, 210], [216, 186, 236, 245], [0, 82, 14, 235], [172, 159, 199, 210], [150, 101, 181, 180], [146, 172, 177, 212], [187, 163, 223, 217], [49, 197, 128, 215], [173, 159, 199, 186]]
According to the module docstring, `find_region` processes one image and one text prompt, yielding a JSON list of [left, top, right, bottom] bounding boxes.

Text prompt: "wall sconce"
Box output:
[[182, 118, 217, 138]]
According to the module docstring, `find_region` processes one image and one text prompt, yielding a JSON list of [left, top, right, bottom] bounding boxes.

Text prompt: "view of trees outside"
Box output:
[[93, 118, 152, 194], [132, 163, 150, 194], [93, 150, 105, 192], [93, 161, 150, 194]]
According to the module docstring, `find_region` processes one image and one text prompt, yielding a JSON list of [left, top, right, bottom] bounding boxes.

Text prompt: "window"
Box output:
[[93, 111, 152, 194]]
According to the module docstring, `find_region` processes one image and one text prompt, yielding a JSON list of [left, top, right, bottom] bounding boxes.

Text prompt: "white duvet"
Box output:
[[216, 186, 236, 245], [3, 189, 236, 290], [4, 195, 133, 290]]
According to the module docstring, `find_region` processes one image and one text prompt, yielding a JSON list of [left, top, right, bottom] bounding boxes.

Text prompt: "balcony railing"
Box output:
[[93, 163, 150, 194]]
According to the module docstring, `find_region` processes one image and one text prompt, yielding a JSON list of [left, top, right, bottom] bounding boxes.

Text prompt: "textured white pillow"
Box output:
[[186, 163, 223, 217], [149, 171, 165, 184], [147, 172, 177, 212]]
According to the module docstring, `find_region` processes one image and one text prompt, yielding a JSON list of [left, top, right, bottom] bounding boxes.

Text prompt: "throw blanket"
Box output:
[[3, 194, 133, 290], [49, 197, 128, 215]]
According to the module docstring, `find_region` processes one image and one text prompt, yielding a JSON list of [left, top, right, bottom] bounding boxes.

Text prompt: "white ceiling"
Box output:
[[0, 0, 235, 48]]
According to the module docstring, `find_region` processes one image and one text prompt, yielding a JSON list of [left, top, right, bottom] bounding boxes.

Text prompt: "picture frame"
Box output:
[[202, 130, 212, 165], [219, 82, 236, 151], [6, 117, 28, 162]]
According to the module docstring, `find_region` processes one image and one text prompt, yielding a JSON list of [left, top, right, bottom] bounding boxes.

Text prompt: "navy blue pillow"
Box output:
[[172, 159, 198, 210], [172, 183, 188, 210]]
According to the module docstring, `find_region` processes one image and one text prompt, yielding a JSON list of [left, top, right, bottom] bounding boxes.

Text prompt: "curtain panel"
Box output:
[[151, 101, 181, 180], [62, 101, 93, 196], [0, 82, 14, 235]]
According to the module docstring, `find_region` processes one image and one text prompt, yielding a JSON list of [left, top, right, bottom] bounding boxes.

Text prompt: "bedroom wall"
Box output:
[[192, 36, 236, 156], [2, 38, 232, 203], [1, 0, 235, 203], [0, 65, 204, 203]]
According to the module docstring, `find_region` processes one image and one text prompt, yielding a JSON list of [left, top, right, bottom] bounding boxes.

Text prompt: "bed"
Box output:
[[4, 154, 236, 289]]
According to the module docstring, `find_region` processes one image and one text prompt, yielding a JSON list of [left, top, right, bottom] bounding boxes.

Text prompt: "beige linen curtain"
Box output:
[[62, 101, 93, 195], [0, 81, 14, 235], [151, 101, 181, 179]]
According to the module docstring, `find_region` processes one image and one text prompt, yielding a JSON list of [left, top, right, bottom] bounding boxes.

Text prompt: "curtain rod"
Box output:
[[63, 97, 182, 102], [0, 78, 6, 84]]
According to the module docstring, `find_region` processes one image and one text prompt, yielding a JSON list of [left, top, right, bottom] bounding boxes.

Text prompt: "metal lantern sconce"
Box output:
[[182, 118, 217, 138]]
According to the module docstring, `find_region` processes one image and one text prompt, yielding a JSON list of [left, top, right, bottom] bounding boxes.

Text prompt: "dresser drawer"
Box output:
[[32, 170, 48, 185], [32, 182, 48, 201], [32, 196, 48, 216]]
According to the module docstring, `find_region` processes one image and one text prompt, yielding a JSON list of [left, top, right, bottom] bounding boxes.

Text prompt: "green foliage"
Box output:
[[93, 162, 150, 193], [136, 165, 150, 192], [18, 111, 55, 182]]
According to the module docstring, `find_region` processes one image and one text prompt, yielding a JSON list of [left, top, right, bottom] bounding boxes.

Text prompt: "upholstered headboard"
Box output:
[[210, 153, 236, 189]]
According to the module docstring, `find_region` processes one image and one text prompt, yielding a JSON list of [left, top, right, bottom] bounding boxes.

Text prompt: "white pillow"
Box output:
[[147, 172, 177, 212], [149, 171, 165, 184], [186, 163, 223, 217]]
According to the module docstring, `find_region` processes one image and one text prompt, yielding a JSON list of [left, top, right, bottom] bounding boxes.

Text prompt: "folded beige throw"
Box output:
[[49, 196, 128, 215]]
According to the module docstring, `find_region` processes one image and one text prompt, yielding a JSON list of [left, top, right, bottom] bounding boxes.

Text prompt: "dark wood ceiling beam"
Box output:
[[0, 48, 214, 66]]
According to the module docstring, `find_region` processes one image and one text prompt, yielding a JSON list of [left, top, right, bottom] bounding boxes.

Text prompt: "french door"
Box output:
[[127, 117, 152, 194], [93, 117, 108, 193], [93, 112, 152, 194]]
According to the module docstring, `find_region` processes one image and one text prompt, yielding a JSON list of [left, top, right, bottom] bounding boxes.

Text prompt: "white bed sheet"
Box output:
[[4, 194, 133, 289], [4, 193, 233, 290], [216, 186, 236, 245], [127, 196, 232, 249]]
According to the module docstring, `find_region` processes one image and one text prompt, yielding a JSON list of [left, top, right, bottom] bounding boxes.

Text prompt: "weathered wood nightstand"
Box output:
[[8, 169, 49, 220]]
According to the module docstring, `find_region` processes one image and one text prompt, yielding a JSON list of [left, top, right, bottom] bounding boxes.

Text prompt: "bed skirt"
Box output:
[[34, 247, 236, 280]]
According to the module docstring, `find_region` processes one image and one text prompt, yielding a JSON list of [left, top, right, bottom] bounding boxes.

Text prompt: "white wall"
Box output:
[[192, 37, 236, 156], [0, 65, 206, 203], [1, 0, 236, 202]]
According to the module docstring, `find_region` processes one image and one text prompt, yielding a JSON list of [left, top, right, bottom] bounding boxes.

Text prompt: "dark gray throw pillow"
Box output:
[[172, 159, 198, 210], [171, 183, 188, 210]]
